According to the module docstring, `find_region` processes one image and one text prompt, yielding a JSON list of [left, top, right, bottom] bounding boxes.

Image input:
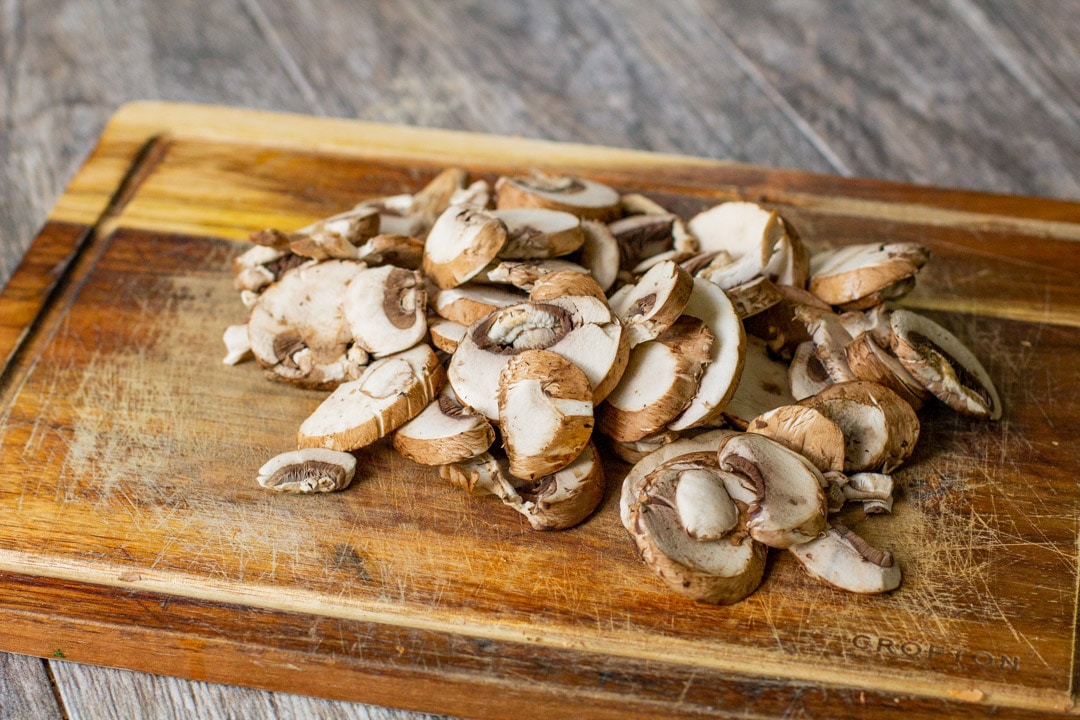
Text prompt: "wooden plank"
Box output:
[[0, 653, 63, 720], [2, 104, 1080, 717]]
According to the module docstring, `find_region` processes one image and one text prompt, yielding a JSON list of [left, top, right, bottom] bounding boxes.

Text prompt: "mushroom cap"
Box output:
[[495, 173, 622, 222], [256, 448, 357, 493], [809, 242, 929, 307], [427, 316, 468, 354], [845, 331, 929, 410], [609, 214, 676, 271], [746, 404, 846, 474], [353, 234, 425, 269], [529, 270, 608, 303], [725, 276, 784, 320], [289, 206, 382, 260], [344, 264, 427, 358], [393, 385, 495, 465], [423, 205, 508, 289], [788, 341, 834, 400], [493, 208, 584, 259], [789, 523, 901, 594], [607, 260, 694, 347]]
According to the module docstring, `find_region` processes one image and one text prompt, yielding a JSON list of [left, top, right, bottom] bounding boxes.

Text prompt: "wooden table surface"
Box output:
[[2, 2, 1078, 718]]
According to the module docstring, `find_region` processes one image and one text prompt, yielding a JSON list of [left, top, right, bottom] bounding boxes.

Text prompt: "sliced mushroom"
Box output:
[[498, 350, 594, 480], [889, 309, 1002, 419], [630, 249, 696, 277], [609, 214, 675, 271], [607, 260, 694, 347], [620, 192, 698, 253], [479, 258, 590, 292], [431, 284, 525, 326], [410, 167, 470, 225], [233, 244, 309, 293], [743, 284, 829, 359], [809, 242, 929, 309], [256, 448, 357, 493], [722, 336, 796, 430], [789, 523, 901, 594], [799, 381, 920, 473], [793, 305, 857, 384], [222, 324, 252, 365], [686, 202, 786, 289], [788, 341, 833, 400], [599, 316, 714, 442], [352, 234, 425, 269], [716, 432, 828, 549], [528, 270, 608, 303], [762, 218, 810, 287], [577, 220, 621, 292], [287, 206, 382, 260], [427, 316, 468, 354], [495, 173, 621, 222], [393, 385, 495, 465], [607, 429, 680, 464], [297, 344, 445, 451], [517, 441, 606, 530], [343, 265, 427, 358], [423, 205, 508, 289], [493, 208, 584, 258], [624, 451, 766, 604], [845, 332, 929, 410], [843, 472, 895, 514], [746, 405, 846, 474], [440, 451, 524, 501], [355, 193, 428, 239], [724, 276, 784, 320], [449, 179, 492, 209]]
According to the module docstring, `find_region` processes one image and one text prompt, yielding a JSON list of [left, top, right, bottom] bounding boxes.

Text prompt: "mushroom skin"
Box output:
[[746, 404, 846, 474]]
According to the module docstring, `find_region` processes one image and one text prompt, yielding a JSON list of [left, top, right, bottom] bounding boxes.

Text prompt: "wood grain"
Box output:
[[0, 653, 63, 720]]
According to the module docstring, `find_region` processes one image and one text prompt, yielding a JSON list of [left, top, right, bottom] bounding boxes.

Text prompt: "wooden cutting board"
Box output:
[[1, 102, 1078, 719]]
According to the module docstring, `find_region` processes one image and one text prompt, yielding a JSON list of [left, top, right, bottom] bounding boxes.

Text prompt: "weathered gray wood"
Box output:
[[0, 654, 64, 720]]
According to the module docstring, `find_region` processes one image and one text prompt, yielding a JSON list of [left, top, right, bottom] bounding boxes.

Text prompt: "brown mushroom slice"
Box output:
[[422, 206, 508, 289], [625, 452, 766, 604], [393, 386, 495, 465], [889, 309, 1002, 419], [222, 324, 252, 365], [518, 442, 605, 530], [493, 208, 584, 259], [722, 336, 796, 429], [256, 448, 357, 493], [498, 350, 594, 480], [297, 344, 445, 451], [233, 244, 309, 293], [353, 234, 425, 270], [609, 214, 676, 271], [343, 265, 427, 358], [845, 332, 929, 410], [432, 284, 525, 326], [788, 341, 833, 400], [599, 317, 714, 442], [668, 278, 747, 431], [630, 249, 696, 277], [479, 258, 590, 292], [449, 297, 627, 419], [427, 316, 468, 354], [686, 202, 785, 290], [725, 276, 784, 320], [449, 179, 492, 209], [620, 192, 698, 253], [799, 381, 920, 473], [578, 220, 621, 292], [809, 242, 929, 308], [794, 305, 857, 384], [356, 194, 429, 239], [288, 206, 382, 260], [607, 260, 694, 347], [495, 173, 621, 222], [762, 219, 810, 287], [744, 284, 830, 359], [411, 167, 470, 223], [717, 432, 828, 549], [607, 429, 680, 464], [789, 523, 901, 594], [843, 472, 895, 514], [529, 270, 608, 303], [440, 451, 525, 503], [746, 405, 846, 474]]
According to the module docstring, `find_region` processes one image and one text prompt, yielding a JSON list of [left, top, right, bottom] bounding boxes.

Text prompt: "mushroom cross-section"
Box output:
[[256, 448, 357, 493], [423, 205, 508, 289], [392, 385, 495, 465], [495, 173, 622, 222], [493, 208, 584, 259], [789, 523, 901, 594], [686, 202, 786, 290], [343, 264, 427, 358], [607, 260, 694, 348]]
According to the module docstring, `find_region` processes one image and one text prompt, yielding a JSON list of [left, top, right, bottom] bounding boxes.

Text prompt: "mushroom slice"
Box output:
[[288, 206, 382, 260], [799, 381, 921, 473], [578, 220, 621, 292], [427, 316, 468, 354], [607, 260, 694, 347], [495, 173, 621, 222], [609, 214, 676, 271], [517, 442, 606, 530], [788, 341, 834, 400], [449, 296, 627, 419], [498, 350, 594, 480], [344, 265, 427, 358], [356, 193, 428, 239], [845, 332, 929, 410], [256, 448, 357, 493], [625, 451, 766, 604], [233, 244, 309, 293], [746, 405, 846, 474], [717, 432, 828, 549], [686, 202, 785, 290], [410, 167, 470, 224], [222, 324, 252, 365], [794, 305, 857, 384], [297, 344, 445, 451], [762, 218, 810, 287], [432, 284, 525, 326], [440, 451, 523, 502], [789, 523, 901, 594], [529, 270, 608, 303], [889, 309, 1002, 419], [599, 317, 714, 442], [620, 192, 699, 253], [722, 336, 796, 429], [353, 234, 425, 270], [607, 429, 680, 464], [809, 242, 929, 309], [479, 258, 590, 292], [393, 385, 495, 465], [668, 278, 746, 431], [744, 284, 830, 359], [423, 206, 508, 289], [725, 276, 784, 320], [493, 208, 584, 259], [631, 249, 696, 277], [449, 179, 492, 209], [843, 472, 895, 514]]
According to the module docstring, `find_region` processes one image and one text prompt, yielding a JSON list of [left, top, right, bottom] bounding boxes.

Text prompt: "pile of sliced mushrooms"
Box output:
[[225, 167, 1001, 604]]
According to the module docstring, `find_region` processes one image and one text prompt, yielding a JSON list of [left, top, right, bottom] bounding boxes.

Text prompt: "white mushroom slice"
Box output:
[[762, 218, 810, 287], [722, 336, 796, 429], [256, 448, 357, 493], [608, 260, 694, 347], [493, 208, 584, 259], [599, 317, 714, 442], [344, 265, 427, 358], [686, 202, 785, 290], [498, 350, 594, 480], [289, 206, 381, 260], [717, 432, 828, 549], [353, 234, 425, 270], [843, 472, 895, 514], [578, 220, 621, 292], [668, 279, 747, 431], [625, 451, 766, 604], [356, 194, 428, 239], [247, 259, 369, 388], [449, 297, 627, 419], [630, 249, 696, 277], [393, 386, 494, 465], [889, 309, 1002, 419], [620, 192, 699, 253], [495, 173, 621, 222], [297, 344, 445, 451], [845, 332, 929, 410], [839, 305, 893, 346], [789, 523, 901, 594], [479, 258, 589, 292], [440, 452, 524, 501], [449, 179, 492, 208], [746, 405, 846, 474], [423, 206, 508, 289], [517, 442, 606, 530], [427, 316, 468, 354], [724, 276, 784, 320], [410, 167, 469, 224], [809, 242, 929, 309], [432, 284, 525, 326], [794, 306, 857, 384], [608, 214, 676, 271], [529, 270, 608, 303], [607, 429, 680, 464], [222, 324, 252, 365], [232, 244, 308, 293], [789, 341, 834, 400], [799, 381, 921, 473]]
